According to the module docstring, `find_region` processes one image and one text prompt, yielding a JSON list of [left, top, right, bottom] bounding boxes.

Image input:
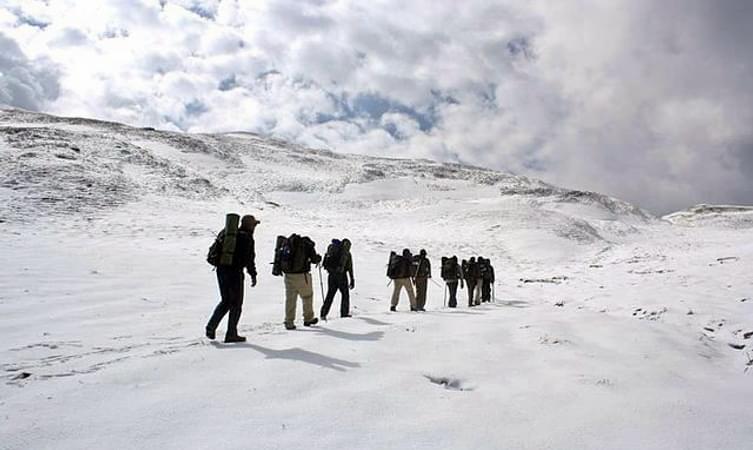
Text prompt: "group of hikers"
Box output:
[[204, 214, 495, 343], [386, 249, 495, 311]]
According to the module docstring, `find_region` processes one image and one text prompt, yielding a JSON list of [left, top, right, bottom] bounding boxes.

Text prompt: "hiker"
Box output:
[[320, 238, 355, 320], [274, 234, 322, 330], [387, 248, 417, 311], [205, 214, 259, 343], [463, 257, 479, 307], [413, 249, 431, 311], [441, 255, 464, 308], [473, 256, 484, 306], [480, 258, 495, 303]]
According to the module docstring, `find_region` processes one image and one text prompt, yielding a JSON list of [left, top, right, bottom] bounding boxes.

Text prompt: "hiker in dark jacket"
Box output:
[[413, 249, 431, 311], [283, 235, 322, 330], [480, 257, 495, 303], [441, 255, 464, 308], [205, 215, 259, 343], [389, 248, 417, 311], [320, 238, 355, 320], [463, 257, 479, 307]]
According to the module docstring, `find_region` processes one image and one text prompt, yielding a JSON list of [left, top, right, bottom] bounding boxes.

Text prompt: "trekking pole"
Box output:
[[318, 265, 325, 303]]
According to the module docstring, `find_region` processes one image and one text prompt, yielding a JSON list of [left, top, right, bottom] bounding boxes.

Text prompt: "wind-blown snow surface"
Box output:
[[1, 109, 752, 449]]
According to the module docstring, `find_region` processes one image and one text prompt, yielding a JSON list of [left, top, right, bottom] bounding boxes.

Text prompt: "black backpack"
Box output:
[[441, 256, 458, 280], [386, 251, 401, 279], [207, 233, 222, 267], [273, 234, 313, 275], [323, 240, 343, 272]]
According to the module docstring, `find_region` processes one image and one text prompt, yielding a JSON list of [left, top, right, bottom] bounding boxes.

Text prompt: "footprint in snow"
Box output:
[[424, 375, 472, 391]]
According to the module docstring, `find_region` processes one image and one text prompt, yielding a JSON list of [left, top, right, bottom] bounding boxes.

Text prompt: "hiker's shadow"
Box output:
[[491, 300, 530, 308], [314, 327, 384, 342], [357, 317, 391, 326], [211, 342, 360, 372]]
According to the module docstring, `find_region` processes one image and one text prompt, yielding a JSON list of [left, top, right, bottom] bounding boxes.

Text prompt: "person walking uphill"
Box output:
[[463, 257, 479, 307], [273, 233, 322, 330], [387, 249, 417, 312], [414, 249, 431, 311], [479, 257, 495, 303], [205, 214, 259, 343], [320, 238, 355, 320], [441, 255, 463, 308]]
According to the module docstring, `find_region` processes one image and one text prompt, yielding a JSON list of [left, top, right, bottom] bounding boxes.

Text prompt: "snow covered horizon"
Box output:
[[1, 109, 753, 449]]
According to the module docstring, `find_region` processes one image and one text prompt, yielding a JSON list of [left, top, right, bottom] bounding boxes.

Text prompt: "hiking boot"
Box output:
[[410, 307, 418, 312], [417, 308, 426, 312], [341, 314, 352, 318], [205, 328, 215, 340], [390, 306, 397, 312], [304, 318, 319, 327], [285, 323, 297, 330], [224, 335, 246, 343], [321, 315, 328, 321]]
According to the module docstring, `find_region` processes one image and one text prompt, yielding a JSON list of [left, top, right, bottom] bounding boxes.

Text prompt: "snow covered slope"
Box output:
[[1, 109, 752, 449]]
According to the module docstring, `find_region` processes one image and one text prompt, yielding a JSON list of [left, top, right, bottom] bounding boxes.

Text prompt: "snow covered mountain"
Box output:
[[1, 109, 752, 449]]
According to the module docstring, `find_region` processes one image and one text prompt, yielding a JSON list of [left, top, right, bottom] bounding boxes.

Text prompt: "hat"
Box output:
[[241, 215, 261, 227]]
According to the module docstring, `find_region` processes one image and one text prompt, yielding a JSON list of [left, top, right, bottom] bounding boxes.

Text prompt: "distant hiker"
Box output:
[[463, 257, 479, 307], [320, 238, 355, 320], [441, 255, 464, 308], [479, 257, 495, 303], [387, 248, 417, 311], [473, 256, 484, 306], [273, 234, 322, 330], [413, 249, 431, 311], [205, 214, 259, 343]]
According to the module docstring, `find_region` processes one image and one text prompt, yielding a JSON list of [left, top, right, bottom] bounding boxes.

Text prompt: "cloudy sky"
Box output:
[[1, 0, 752, 213]]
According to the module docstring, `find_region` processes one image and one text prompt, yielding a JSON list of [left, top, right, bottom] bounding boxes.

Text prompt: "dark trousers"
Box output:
[[415, 278, 428, 310], [447, 281, 459, 308], [207, 268, 244, 337], [482, 280, 492, 302], [321, 272, 350, 318], [466, 280, 476, 306]]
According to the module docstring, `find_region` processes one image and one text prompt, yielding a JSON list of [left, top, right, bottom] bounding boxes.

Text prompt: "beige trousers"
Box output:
[[284, 273, 315, 324], [391, 278, 416, 309]]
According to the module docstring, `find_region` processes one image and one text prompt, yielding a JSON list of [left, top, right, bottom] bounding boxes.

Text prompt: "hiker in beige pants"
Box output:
[[285, 272, 316, 326], [391, 278, 417, 310]]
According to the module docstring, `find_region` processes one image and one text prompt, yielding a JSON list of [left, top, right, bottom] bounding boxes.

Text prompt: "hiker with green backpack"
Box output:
[[205, 214, 259, 343], [320, 238, 355, 320], [272, 233, 322, 330]]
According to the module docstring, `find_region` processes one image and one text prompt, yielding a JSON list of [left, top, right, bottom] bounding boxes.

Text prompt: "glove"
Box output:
[[349, 279, 355, 290], [251, 275, 257, 287]]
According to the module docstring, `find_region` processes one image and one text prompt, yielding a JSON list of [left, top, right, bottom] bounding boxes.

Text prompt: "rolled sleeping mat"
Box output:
[[219, 213, 240, 266]]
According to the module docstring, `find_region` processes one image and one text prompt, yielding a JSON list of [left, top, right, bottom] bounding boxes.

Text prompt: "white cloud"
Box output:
[[1, 0, 752, 212]]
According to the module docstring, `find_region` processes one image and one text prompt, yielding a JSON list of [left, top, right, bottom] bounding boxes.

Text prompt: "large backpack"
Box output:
[[441, 256, 458, 281], [386, 251, 401, 279], [272, 234, 312, 275], [323, 240, 343, 272], [206, 213, 240, 267]]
